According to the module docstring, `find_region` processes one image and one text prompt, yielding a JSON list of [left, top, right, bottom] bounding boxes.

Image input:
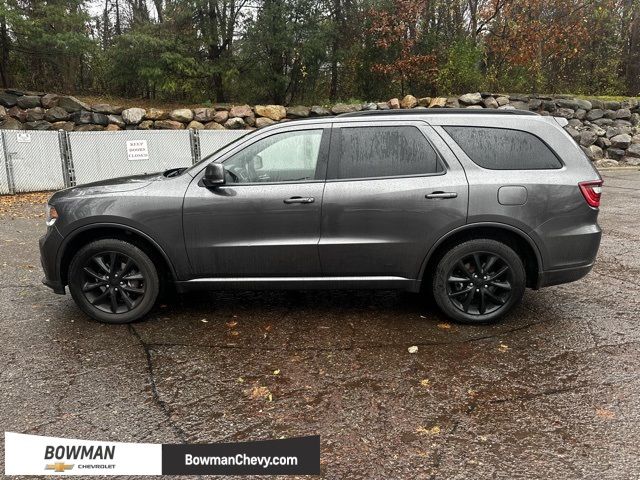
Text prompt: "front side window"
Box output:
[[443, 126, 562, 170], [331, 126, 442, 180], [223, 129, 323, 183]]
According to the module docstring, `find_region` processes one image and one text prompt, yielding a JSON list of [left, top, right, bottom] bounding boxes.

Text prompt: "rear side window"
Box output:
[[331, 126, 442, 179], [444, 126, 562, 170]]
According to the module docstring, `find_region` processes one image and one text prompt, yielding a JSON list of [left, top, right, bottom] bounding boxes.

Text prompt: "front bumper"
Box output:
[[39, 227, 66, 294]]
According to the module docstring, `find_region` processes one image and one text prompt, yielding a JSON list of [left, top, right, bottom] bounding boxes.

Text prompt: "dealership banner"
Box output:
[[4, 432, 320, 475]]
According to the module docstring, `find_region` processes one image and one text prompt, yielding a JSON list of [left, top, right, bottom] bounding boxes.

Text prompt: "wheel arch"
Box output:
[[58, 223, 177, 287], [419, 222, 543, 289]]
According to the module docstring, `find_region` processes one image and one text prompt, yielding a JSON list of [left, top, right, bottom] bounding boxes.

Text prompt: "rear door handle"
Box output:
[[284, 196, 315, 204], [425, 191, 458, 199]]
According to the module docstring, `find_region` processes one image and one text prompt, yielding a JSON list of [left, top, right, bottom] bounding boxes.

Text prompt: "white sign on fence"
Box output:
[[16, 132, 31, 143], [126, 140, 149, 161]]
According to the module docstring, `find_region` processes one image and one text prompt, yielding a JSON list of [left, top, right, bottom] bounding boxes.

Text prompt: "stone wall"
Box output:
[[1, 89, 639, 166]]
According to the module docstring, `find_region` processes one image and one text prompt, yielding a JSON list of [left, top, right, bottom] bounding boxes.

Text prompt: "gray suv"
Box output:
[[39, 109, 602, 324]]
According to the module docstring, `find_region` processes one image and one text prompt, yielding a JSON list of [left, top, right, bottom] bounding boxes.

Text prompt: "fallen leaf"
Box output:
[[420, 379, 430, 387], [246, 386, 271, 401], [273, 369, 280, 375], [408, 346, 419, 354], [596, 408, 615, 419], [200, 319, 208, 323], [498, 343, 509, 352], [226, 321, 238, 328], [416, 425, 440, 436], [437, 323, 451, 330]]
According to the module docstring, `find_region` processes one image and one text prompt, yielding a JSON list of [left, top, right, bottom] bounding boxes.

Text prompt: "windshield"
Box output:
[[185, 131, 252, 175]]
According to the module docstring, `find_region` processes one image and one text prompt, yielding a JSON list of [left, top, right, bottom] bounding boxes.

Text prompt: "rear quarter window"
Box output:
[[444, 126, 562, 170]]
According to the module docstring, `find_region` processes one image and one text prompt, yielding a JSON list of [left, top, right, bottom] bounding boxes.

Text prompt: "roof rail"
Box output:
[[337, 108, 539, 118]]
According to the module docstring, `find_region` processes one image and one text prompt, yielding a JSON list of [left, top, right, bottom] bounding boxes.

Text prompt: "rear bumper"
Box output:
[[535, 262, 594, 289]]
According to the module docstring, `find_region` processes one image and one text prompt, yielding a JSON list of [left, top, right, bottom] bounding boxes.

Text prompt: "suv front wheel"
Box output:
[[433, 239, 526, 324], [68, 239, 160, 324]]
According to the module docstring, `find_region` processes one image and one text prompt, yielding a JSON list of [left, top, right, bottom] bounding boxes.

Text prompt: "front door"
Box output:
[[319, 121, 468, 280], [183, 126, 330, 278]]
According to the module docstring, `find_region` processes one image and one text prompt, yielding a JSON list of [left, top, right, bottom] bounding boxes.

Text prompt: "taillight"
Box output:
[[579, 180, 603, 208]]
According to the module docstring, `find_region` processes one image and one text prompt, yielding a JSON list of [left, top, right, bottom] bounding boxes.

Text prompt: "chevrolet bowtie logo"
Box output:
[[45, 462, 74, 473]]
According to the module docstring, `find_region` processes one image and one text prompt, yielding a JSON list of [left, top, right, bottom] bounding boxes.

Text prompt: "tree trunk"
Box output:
[[0, 14, 10, 88], [626, 7, 640, 95]]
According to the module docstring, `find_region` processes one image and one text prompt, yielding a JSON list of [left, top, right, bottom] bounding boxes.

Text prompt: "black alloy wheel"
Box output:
[[81, 251, 146, 314], [446, 252, 512, 316], [68, 239, 160, 323], [432, 238, 526, 324]]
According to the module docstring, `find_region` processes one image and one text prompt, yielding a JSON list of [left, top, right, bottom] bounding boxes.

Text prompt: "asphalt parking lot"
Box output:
[[1, 170, 639, 479]]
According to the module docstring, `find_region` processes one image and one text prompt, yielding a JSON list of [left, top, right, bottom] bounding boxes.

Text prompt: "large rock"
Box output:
[[58, 95, 90, 112], [579, 131, 598, 147], [576, 99, 592, 110], [376, 102, 390, 110], [483, 97, 498, 109], [71, 111, 95, 125], [25, 120, 52, 130], [104, 124, 122, 131], [224, 117, 246, 129], [388, 98, 400, 109], [229, 104, 253, 118], [555, 108, 574, 119], [107, 115, 125, 128], [446, 97, 460, 108], [610, 134, 631, 149], [169, 108, 193, 123], [418, 97, 431, 107], [616, 108, 631, 119], [604, 100, 621, 110], [97, 104, 123, 114], [332, 103, 358, 114], [154, 119, 185, 129], [41, 93, 59, 109], [0, 117, 22, 129], [51, 121, 75, 131], [556, 99, 580, 110], [193, 108, 215, 122], [0, 91, 19, 107], [213, 110, 229, 124], [17, 95, 41, 109], [625, 143, 640, 158], [429, 97, 447, 108], [459, 92, 482, 105], [121, 107, 146, 124], [286, 105, 310, 118], [8, 106, 27, 122], [361, 102, 377, 111], [76, 124, 104, 132], [255, 105, 287, 121], [310, 105, 331, 116], [25, 108, 45, 122], [145, 108, 168, 120], [594, 158, 619, 168], [496, 96, 510, 106], [45, 106, 70, 122], [582, 145, 604, 160], [187, 120, 205, 130], [92, 112, 109, 126], [400, 95, 418, 108], [255, 117, 276, 128], [138, 120, 154, 129], [204, 121, 225, 130], [586, 109, 604, 121], [0, 105, 6, 118]]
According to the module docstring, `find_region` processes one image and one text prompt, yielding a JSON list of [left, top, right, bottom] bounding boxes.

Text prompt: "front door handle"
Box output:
[[284, 196, 315, 204], [425, 191, 458, 199]]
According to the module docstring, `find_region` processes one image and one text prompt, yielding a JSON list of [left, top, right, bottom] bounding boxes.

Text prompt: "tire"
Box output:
[[68, 239, 160, 324], [432, 239, 526, 324]]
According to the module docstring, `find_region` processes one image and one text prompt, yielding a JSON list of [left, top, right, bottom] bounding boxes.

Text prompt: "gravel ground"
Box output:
[[1, 170, 639, 479]]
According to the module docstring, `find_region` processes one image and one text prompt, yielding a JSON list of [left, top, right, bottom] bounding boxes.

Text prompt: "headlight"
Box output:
[[45, 205, 58, 226]]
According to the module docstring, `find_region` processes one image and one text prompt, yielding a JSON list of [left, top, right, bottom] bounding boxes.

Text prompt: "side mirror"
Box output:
[[252, 155, 263, 170], [202, 163, 226, 187]]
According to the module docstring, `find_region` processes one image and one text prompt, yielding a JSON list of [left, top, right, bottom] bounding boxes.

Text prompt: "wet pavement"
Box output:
[[1, 170, 639, 479]]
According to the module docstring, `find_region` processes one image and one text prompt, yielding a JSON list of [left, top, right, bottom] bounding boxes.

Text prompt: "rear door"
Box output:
[[318, 120, 468, 280]]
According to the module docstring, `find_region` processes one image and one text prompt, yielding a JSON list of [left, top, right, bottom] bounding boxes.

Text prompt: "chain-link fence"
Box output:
[[0, 129, 247, 194]]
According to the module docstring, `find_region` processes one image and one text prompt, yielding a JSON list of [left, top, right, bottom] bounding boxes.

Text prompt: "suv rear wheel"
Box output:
[[68, 239, 160, 324], [432, 239, 526, 324]]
